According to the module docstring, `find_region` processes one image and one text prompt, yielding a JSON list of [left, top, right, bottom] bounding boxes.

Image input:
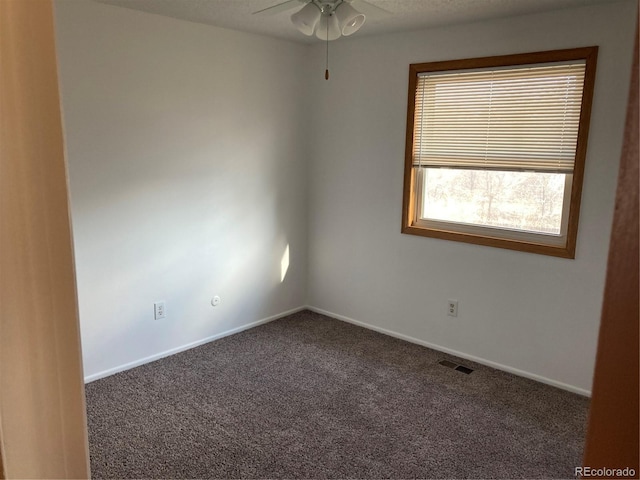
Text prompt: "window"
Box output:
[[402, 47, 598, 258]]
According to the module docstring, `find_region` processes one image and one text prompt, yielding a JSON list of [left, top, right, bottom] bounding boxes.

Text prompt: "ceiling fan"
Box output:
[[253, 0, 390, 79], [253, 0, 391, 41]]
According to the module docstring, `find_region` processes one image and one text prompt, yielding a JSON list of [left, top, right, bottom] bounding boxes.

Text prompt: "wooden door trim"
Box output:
[[582, 20, 639, 479]]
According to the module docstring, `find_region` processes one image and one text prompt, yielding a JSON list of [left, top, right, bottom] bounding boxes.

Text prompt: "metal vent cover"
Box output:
[[439, 359, 474, 374]]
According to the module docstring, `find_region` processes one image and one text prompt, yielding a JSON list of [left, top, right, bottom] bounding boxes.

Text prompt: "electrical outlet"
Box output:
[[447, 300, 458, 317], [154, 301, 166, 320]]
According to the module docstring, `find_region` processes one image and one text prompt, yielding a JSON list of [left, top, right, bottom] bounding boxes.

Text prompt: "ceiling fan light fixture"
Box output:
[[335, 2, 365, 36], [315, 13, 341, 41], [291, 2, 321, 36]]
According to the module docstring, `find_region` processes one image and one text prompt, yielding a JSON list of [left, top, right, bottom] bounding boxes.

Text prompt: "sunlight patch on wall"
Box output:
[[280, 244, 290, 283]]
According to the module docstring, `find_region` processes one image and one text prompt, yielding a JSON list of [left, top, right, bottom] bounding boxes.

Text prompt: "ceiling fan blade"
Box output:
[[348, 0, 392, 20], [252, 0, 306, 16]]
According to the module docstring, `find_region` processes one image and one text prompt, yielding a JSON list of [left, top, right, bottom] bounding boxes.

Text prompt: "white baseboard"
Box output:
[[306, 305, 591, 397], [84, 306, 307, 383], [85, 304, 591, 397]]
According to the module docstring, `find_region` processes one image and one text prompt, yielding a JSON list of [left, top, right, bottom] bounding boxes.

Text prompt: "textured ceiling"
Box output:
[[95, 0, 615, 44]]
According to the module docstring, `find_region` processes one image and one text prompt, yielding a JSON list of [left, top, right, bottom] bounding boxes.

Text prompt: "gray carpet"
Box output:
[[85, 310, 589, 479]]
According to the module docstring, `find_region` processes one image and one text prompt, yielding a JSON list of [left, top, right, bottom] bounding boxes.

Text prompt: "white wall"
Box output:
[[55, 0, 309, 380], [306, 1, 637, 394], [56, 0, 635, 393]]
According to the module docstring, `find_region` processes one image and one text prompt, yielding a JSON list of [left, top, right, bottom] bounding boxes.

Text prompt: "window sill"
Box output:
[[401, 224, 575, 259]]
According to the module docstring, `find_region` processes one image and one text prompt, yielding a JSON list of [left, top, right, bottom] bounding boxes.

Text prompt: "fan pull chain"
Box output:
[[325, 15, 329, 80]]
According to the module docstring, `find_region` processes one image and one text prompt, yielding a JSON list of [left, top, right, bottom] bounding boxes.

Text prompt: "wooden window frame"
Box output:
[[401, 47, 598, 258]]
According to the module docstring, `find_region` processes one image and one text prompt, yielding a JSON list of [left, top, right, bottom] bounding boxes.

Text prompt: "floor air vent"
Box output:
[[439, 359, 474, 374]]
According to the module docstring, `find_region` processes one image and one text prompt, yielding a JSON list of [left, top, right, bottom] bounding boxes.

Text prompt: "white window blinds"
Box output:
[[412, 62, 587, 173]]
